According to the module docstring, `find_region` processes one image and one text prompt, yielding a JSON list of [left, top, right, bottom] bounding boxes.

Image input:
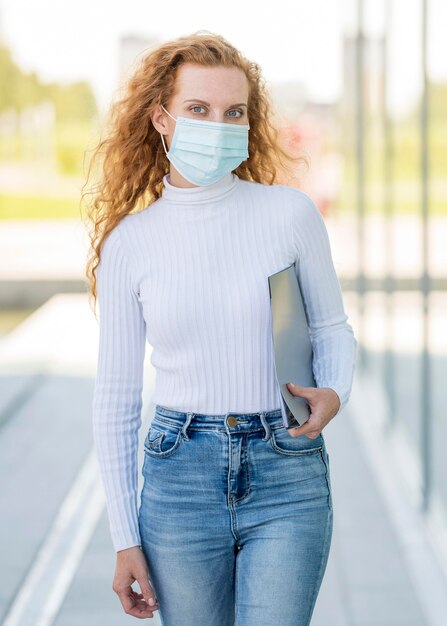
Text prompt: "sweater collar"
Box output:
[[161, 171, 239, 204]]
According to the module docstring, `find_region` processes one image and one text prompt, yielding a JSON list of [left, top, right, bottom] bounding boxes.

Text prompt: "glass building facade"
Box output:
[[336, 0, 447, 566]]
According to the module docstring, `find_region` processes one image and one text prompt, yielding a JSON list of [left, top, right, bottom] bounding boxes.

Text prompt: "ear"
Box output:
[[151, 104, 170, 135]]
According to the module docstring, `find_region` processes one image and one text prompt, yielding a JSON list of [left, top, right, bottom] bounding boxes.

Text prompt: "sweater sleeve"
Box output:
[[292, 192, 357, 416], [91, 226, 147, 552]]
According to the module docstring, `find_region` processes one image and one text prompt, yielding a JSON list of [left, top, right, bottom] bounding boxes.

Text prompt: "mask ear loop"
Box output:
[[159, 104, 176, 155], [160, 132, 169, 155], [161, 103, 176, 121]]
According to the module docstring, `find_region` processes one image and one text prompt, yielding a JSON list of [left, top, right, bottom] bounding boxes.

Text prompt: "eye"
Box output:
[[227, 109, 243, 118], [190, 105, 206, 114]]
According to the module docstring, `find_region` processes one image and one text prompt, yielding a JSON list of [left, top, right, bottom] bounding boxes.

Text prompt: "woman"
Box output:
[[84, 31, 357, 625]]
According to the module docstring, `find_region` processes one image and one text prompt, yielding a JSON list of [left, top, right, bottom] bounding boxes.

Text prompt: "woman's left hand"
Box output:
[[285, 383, 341, 439]]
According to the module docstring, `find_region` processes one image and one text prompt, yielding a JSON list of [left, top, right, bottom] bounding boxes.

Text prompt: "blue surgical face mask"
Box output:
[[159, 104, 250, 187]]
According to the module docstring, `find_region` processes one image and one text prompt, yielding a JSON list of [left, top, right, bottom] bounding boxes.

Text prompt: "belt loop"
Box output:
[[181, 412, 194, 441], [259, 411, 272, 442]]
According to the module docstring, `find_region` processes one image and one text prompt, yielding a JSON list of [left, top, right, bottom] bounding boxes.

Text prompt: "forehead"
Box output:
[[173, 63, 249, 101]]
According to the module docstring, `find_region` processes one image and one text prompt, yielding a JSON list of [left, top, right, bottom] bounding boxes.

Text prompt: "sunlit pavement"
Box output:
[[0, 294, 160, 626], [1, 294, 446, 625], [1, 215, 447, 625]]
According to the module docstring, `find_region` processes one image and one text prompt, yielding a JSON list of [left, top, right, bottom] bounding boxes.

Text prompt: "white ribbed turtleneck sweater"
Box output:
[[92, 171, 357, 552]]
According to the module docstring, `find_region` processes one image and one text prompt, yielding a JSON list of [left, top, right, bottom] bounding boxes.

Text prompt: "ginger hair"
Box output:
[[81, 30, 308, 311]]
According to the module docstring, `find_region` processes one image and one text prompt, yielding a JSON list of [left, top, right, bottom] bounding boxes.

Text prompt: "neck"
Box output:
[[161, 171, 239, 205], [168, 169, 199, 189]]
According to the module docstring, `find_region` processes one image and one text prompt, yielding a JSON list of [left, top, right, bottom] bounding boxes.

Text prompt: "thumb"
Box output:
[[287, 382, 308, 397]]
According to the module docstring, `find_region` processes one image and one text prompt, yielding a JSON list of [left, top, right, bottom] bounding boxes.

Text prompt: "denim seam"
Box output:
[[319, 449, 333, 511], [233, 435, 251, 504], [152, 416, 182, 429], [226, 437, 242, 545], [269, 434, 324, 456], [304, 506, 333, 625], [143, 430, 183, 458]]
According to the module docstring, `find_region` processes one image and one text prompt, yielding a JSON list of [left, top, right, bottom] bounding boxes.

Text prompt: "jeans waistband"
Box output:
[[153, 404, 284, 438]]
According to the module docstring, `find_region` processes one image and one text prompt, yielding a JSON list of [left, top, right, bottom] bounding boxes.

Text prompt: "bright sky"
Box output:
[[1, 0, 446, 115]]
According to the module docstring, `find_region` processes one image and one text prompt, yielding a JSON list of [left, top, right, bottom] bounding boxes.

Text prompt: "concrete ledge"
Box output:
[[0, 279, 88, 309]]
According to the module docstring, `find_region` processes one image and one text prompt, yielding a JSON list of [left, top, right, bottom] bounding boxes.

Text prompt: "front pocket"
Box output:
[[143, 421, 183, 458], [269, 426, 323, 456]]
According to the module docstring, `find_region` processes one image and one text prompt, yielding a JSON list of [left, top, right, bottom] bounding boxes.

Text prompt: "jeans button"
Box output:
[[227, 416, 238, 427]]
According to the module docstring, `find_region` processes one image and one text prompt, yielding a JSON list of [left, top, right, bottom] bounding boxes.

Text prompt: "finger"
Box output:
[[130, 588, 157, 604], [289, 416, 320, 438], [130, 588, 160, 615], [136, 574, 159, 609], [117, 585, 158, 618], [291, 427, 320, 439]]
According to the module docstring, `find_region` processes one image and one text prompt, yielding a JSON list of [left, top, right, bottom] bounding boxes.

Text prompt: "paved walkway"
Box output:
[[1, 294, 446, 625]]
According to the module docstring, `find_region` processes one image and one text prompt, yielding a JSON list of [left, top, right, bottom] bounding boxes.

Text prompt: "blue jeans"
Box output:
[[138, 404, 333, 626]]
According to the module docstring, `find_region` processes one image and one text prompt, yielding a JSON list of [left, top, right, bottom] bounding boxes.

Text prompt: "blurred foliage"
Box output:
[[334, 79, 447, 215], [0, 41, 446, 219], [0, 42, 98, 180], [55, 120, 97, 175], [0, 43, 97, 120]]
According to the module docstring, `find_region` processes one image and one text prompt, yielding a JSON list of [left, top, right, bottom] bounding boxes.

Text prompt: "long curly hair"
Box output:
[[82, 30, 308, 312]]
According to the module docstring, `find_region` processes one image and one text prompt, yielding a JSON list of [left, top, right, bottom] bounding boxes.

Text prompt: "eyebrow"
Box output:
[[183, 99, 247, 108]]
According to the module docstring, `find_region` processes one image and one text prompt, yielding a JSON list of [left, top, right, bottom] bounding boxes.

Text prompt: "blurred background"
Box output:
[[0, 0, 446, 624]]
